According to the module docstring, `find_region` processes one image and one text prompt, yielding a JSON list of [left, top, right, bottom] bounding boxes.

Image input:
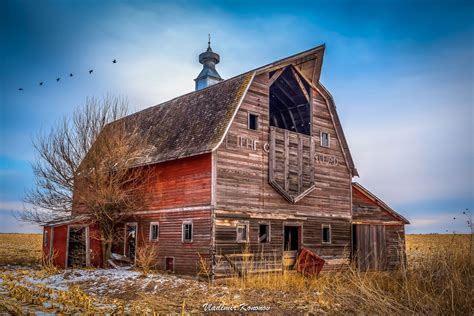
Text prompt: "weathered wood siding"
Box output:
[[214, 71, 353, 273], [109, 154, 213, 275], [352, 186, 407, 270], [113, 210, 212, 275], [144, 153, 212, 210], [385, 225, 406, 270], [215, 72, 352, 217], [352, 188, 399, 223]]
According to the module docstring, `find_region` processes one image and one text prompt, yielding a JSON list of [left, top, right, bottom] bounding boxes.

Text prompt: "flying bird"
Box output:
[[112, 59, 117, 63], [69, 73, 73, 77], [89, 69, 93, 74], [18, 88, 23, 91], [39, 82, 43, 86], [56, 78, 60, 82]]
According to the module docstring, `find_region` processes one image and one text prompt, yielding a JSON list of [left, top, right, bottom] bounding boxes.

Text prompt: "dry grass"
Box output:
[[0, 233, 42, 266], [0, 233, 472, 314], [223, 234, 473, 314]]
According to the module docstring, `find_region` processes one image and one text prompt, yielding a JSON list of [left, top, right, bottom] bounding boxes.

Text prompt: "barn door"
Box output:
[[355, 224, 386, 271], [67, 225, 89, 268]]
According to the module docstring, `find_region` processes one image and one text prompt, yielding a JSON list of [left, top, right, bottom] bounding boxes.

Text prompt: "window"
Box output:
[[182, 221, 193, 242], [320, 132, 330, 147], [248, 113, 259, 130], [322, 224, 331, 244], [258, 223, 270, 243], [43, 230, 49, 247], [236, 223, 248, 243], [149, 222, 159, 241]]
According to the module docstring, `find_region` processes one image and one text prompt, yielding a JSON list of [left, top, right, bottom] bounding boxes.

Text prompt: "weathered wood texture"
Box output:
[[385, 225, 406, 270], [269, 127, 315, 203], [352, 187, 402, 223], [112, 210, 212, 275], [213, 71, 353, 274], [213, 211, 351, 276], [355, 224, 386, 271], [215, 72, 352, 218], [143, 153, 212, 210]]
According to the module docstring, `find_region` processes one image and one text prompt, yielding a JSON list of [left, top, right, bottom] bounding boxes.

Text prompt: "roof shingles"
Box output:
[[123, 72, 253, 166]]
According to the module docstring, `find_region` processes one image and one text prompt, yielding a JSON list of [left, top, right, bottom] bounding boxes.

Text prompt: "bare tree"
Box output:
[[22, 96, 151, 266]]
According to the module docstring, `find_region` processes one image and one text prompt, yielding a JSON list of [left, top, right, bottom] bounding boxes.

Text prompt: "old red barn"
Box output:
[[43, 43, 409, 275]]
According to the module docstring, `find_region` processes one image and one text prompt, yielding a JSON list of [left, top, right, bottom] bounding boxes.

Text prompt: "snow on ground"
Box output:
[[21, 268, 196, 295]]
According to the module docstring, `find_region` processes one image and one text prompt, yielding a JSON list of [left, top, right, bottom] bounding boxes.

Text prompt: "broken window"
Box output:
[[150, 222, 159, 241], [322, 224, 331, 244], [182, 221, 193, 242], [258, 223, 270, 243], [321, 132, 330, 147], [248, 113, 259, 130], [269, 66, 311, 135], [236, 223, 248, 242]]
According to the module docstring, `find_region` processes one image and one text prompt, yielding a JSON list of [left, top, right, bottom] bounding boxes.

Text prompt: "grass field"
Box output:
[[0, 234, 472, 314]]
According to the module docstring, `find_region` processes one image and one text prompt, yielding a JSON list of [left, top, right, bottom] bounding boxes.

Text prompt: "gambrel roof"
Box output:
[[116, 44, 358, 176]]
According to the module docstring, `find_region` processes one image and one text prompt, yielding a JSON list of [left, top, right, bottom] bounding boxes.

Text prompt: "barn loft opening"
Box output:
[[269, 66, 311, 135]]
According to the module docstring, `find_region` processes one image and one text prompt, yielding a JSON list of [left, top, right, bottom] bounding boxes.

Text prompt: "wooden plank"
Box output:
[[298, 134, 303, 194], [284, 129, 289, 191], [268, 68, 285, 86], [291, 67, 310, 102]]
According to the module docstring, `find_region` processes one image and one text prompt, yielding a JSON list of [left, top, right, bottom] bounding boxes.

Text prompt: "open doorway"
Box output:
[[124, 223, 137, 263], [67, 225, 88, 268], [283, 225, 301, 268]]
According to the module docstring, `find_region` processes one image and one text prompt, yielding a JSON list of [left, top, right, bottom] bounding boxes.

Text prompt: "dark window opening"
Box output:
[[321, 132, 330, 147], [270, 66, 311, 135], [248, 113, 258, 130], [322, 225, 331, 244], [182, 222, 193, 242], [150, 223, 159, 241], [259, 224, 270, 243], [284, 226, 300, 251]]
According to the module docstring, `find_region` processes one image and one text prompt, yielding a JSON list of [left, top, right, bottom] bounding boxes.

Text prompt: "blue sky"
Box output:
[[1, 0, 473, 234]]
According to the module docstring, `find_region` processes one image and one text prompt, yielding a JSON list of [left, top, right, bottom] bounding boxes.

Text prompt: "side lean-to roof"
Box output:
[[116, 44, 358, 176], [352, 182, 410, 224]]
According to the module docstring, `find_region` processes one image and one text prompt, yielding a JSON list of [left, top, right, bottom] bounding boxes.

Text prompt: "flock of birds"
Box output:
[[18, 59, 118, 91]]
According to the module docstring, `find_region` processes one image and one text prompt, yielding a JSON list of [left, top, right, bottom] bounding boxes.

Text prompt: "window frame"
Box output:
[[320, 131, 331, 148], [258, 222, 271, 243], [236, 222, 249, 243], [182, 220, 193, 243], [149, 222, 159, 242], [322, 224, 332, 244], [248, 112, 259, 131]]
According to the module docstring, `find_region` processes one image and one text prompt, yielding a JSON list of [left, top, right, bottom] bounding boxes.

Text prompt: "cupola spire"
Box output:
[[194, 34, 223, 91]]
